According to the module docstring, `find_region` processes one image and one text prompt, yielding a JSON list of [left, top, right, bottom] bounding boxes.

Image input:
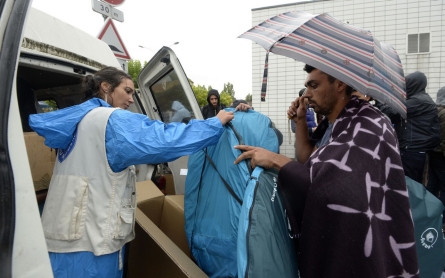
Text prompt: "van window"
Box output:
[[38, 100, 57, 112], [150, 69, 195, 124]]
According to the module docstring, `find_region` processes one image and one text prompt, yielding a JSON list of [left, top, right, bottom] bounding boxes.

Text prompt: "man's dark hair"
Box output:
[[230, 99, 247, 108], [303, 64, 353, 96]]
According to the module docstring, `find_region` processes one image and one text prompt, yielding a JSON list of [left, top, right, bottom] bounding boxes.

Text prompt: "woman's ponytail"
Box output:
[[82, 75, 100, 101]]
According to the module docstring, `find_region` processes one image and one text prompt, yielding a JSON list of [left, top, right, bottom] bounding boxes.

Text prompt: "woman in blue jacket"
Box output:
[[29, 67, 234, 278]]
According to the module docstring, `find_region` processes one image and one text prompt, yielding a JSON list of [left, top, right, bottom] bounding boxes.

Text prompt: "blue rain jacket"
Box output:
[[29, 98, 224, 276], [29, 98, 224, 172]]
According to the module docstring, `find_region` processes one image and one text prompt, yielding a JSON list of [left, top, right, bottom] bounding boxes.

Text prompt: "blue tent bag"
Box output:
[[238, 166, 299, 278], [405, 176, 445, 278], [185, 109, 283, 277]]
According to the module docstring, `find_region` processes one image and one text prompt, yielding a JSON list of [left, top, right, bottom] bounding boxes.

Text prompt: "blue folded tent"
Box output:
[[185, 109, 298, 277], [405, 176, 445, 278]]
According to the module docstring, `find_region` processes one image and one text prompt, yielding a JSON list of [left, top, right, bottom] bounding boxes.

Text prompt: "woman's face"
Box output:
[[107, 78, 135, 109]]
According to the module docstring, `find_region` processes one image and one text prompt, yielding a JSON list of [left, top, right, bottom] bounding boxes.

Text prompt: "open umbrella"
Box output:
[[239, 11, 407, 119]]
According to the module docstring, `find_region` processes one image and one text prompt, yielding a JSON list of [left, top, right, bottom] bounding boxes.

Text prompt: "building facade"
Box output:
[[250, 0, 445, 158]]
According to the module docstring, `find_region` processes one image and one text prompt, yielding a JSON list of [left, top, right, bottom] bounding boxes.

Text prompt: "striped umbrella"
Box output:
[[239, 11, 407, 118]]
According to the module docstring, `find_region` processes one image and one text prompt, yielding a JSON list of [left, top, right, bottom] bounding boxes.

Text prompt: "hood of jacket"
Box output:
[[405, 71, 427, 98], [206, 89, 221, 106], [436, 86, 445, 106], [29, 98, 111, 149], [172, 100, 185, 111]]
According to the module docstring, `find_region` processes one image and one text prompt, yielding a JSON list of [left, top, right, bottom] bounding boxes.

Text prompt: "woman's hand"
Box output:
[[216, 110, 234, 125]]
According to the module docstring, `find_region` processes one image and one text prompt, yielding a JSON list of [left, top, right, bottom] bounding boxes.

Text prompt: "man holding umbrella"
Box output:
[[236, 10, 418, 277], [234, 63, 419, 277]]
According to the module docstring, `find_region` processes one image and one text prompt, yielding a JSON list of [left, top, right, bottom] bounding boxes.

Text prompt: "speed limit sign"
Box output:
[[102, 0, 125, 6]]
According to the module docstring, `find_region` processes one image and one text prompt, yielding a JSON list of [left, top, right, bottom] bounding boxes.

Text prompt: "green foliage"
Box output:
[[128, 59, 147, 88], [192, 84, 209, 107], [220, 92, 232, 107], [44, 100, 57, 112], [245, 93, 252, 104], [221, 82, 235, 102], [192, 85, 231, 107]]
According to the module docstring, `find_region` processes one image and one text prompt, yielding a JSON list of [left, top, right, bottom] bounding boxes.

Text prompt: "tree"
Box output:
[[219, 92, 232, 107], [245, 93, 252, 104], [128, 59, 147, 88], [221, 82, 235, 102], [191, 84, 209, 107]]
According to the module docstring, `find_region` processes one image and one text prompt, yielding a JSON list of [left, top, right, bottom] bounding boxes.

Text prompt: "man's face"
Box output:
[[209, 95, 218, 107], [304, 69, 338, 116]]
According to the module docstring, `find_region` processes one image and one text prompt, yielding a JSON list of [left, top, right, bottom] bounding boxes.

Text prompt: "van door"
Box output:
[[137, 47, 202, 194], [0, 1, 54, 277]]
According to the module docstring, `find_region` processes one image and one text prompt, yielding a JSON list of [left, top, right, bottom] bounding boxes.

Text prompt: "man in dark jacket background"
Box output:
[[395, 71, 440, 184], [201, 89, 226, 119], [426, 86, 445, 225]]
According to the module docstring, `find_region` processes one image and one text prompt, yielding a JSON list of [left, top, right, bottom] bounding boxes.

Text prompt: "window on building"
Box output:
[[407, 33, 430, 54]]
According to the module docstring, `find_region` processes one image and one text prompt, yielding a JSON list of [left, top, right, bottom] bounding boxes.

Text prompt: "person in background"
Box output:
[[29, 67, 234, 278], [395, 71, 440, 184], [171, 100, 191, 123], [426, 86, 445, 227], [201, 89, 226, 119], [234, 64, 418, 277], [290, 88, 318, 136]]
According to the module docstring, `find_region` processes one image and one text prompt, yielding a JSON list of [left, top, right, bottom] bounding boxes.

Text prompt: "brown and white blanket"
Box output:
[[279, 98, 419, 277]]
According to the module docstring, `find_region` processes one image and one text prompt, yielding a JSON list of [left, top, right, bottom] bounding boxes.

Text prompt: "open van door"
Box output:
[[137, 47, 202, 194], [0, 1, 54, 277]]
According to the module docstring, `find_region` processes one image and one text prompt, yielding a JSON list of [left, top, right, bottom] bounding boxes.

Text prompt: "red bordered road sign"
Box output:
[[103, 0, 125, 6], [98, 17, 131, 60]]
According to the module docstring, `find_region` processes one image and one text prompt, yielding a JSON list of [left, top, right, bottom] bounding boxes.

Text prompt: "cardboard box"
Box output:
[[23, 132, 56, 191], [127, 180, 207, 278], [164, 173, 176, 195]]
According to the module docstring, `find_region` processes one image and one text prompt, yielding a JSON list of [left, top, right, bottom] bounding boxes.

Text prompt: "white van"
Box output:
[[1, 2, 203, 277]]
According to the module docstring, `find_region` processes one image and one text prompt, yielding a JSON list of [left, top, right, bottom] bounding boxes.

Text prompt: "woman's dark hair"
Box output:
[[303, 64, 353, 96], [82, 66, 132, 101]]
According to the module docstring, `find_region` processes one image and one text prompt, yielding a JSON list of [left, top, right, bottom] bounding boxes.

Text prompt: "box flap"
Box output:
[[166, 195, 184, 208], [24, 131, 56, 191], [127, 208, 207, 278], [137, 180, 164, 200], [136, 180, 164, 227], [160, 195, 189, 256], [164, 173, 175, 195]]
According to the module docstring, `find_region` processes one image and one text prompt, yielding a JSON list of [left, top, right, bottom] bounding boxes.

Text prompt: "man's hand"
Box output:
[[234, 145, 291, 170], [287, 96, 309, 123], [216, 110, 234, 125], [235, 103, 252, 111]]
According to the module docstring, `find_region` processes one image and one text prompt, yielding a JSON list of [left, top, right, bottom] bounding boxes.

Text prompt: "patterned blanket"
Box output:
[[278, 98, 419, 277]]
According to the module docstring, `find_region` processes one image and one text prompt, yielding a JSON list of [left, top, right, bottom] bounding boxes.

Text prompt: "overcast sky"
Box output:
[[30, 0, 298, 100]]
